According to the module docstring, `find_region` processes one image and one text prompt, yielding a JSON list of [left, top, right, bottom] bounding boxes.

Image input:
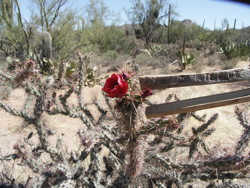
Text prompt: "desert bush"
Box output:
[[126, 0, 171, 46], [233, 27, 250, 44], [51, 11, 80, 60], [218, 41, 250, 60], [220, 58, 238, 70], [134, 53, 158, 67], [102, 50, 118, 61], [166, 21, 186, 43], [80, 24, 133, 54], [150, 25, 169, 44], [90, 53, 130, 69], [0, 25, 28, 58]]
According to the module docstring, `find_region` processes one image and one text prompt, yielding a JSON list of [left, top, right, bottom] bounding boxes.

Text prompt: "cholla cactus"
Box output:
[[126, 136, 148, 178], [0, 54, 249, 188], [57, 60, 66, 82], [13, 60, 38, 85]]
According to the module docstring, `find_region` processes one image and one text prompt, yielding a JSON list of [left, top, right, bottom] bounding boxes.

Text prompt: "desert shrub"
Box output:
[[51, 11, 80, 60], [208, 30, 229, 46], [219, 41, 250, 60], [134, 53, 158, 67], [167, 21, 186, 43], [99, 50, 120, 69], [186, 39, 204, 51], [213, 27, 250, 45], [233, 27, 250, 44], [0, 25, 28, 58], [163, 21, 205, 44], [192, 55, 205, 72], [150, 25, 168, 43], [80, 24, 133, 53], [134, 51, 177, 71], [90, 53, 130, 69], [186, 24, 205, 41], [236, 41, 250, 59], [126, 0, 171, 46], [220, 58, 238, 70], [102, 50, 118, 61]]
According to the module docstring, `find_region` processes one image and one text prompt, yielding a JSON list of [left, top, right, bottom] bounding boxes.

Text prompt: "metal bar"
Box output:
[[145, 88, 250, 118]]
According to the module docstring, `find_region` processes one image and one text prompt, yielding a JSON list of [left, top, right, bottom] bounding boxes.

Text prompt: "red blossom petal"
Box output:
[[102, 73, 128, 98], [141, 88, 153, 99], [122, 72, 130, 80]]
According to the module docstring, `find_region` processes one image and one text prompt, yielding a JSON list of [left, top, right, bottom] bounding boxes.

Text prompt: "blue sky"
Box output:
[[172, 0, 250, 29], [20, 0, 250, 30]]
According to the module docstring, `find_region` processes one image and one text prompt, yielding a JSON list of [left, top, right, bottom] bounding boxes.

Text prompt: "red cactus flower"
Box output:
[[122, 72, 130, 80], [13, 144, 19, 150], [103, 73, 128, 98], [27, 60, 35, 67], [141, 88, 153, 99]]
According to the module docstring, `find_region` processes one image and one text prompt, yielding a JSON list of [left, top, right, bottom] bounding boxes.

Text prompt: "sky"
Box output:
[[20, 0, 250, 30]]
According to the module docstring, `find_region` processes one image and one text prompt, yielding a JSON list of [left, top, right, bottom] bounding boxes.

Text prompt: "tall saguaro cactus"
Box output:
[[167, 4, 171, 44], [234, 18, 237, 29], [0, 0, 14, 28]]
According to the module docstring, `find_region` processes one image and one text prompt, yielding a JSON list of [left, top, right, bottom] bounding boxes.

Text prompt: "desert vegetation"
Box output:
[[0, 0, 250, 187]]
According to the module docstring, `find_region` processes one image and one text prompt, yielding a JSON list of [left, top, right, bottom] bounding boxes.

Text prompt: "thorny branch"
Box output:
[[235, 106, 250, 155]]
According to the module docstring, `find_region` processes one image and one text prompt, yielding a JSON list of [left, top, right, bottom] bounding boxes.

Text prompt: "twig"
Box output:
[[0, 100, 35, 123]]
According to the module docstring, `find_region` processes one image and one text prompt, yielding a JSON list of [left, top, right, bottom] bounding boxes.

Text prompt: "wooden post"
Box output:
[[145, 88, 250, 118], [140, 68, 250, 90]]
